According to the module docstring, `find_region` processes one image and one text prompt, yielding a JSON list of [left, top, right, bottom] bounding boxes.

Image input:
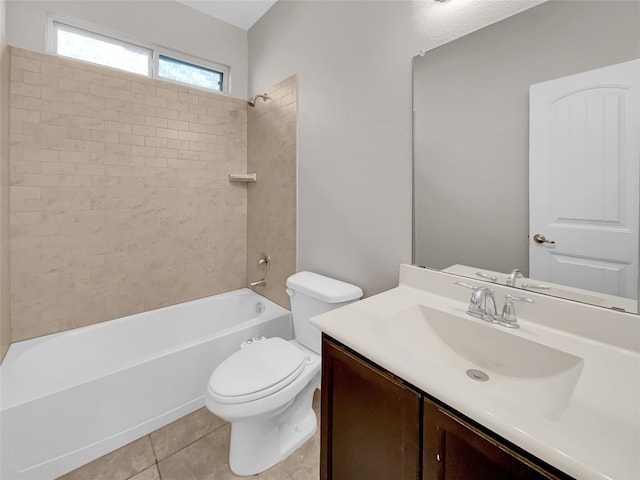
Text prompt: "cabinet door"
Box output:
[[423, 398, 566, 480], [321, 336, 421, 480]]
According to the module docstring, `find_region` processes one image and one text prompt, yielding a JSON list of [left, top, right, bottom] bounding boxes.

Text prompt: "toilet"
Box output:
[[205, 271, 363, 476]]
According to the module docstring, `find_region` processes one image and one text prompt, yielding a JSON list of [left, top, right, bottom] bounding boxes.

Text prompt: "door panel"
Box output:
[[529, 59, 639, 299]]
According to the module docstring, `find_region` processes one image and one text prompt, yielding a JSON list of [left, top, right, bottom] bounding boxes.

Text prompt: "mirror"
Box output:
[[413, 1, 640, 313]]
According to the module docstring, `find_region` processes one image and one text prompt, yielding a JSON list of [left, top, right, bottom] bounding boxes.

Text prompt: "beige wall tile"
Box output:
[[9, 47, 248, 341], [247, 75, 298, 309], [7, 47, 297, 349], [1, 44, 10, 361]]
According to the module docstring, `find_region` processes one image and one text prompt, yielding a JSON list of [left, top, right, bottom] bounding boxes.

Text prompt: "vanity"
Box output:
[[311, 265, 640, 480], [321, 3, 640, 477], [321, 337, 567, 480]]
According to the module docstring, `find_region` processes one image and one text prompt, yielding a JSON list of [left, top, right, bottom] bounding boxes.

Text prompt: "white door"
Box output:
[[529, 59, 640, 300]]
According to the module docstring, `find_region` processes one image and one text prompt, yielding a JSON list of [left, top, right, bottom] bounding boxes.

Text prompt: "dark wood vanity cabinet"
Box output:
[[321, 334, 421, 480], [321, 335, 571, 480], [422, 399, 563, 480]]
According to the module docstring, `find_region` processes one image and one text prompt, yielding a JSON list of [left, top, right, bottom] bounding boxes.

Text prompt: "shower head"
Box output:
[[247, 93, 271, 107]]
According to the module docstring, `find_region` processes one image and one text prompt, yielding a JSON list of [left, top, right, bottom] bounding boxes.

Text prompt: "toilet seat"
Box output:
[[208, 337, 307, 404]]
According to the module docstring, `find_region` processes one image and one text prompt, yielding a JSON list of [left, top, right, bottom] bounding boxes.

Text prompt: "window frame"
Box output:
[[47, 15, 230, 95], [154, 49, 227, 93]]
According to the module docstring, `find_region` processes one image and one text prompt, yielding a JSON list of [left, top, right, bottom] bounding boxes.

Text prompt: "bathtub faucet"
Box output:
[[249, 278, 267, 289]]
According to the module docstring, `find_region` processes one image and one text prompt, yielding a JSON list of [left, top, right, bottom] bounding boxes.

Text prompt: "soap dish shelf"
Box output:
[[229, 173, 257, 183]]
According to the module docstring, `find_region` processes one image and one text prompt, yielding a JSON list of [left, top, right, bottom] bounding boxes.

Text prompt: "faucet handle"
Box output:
[[454, 281, 480, 291], [521, 282, 551, 290], [475, 271, 498, 282], [506, 294, 535, 304], [499, 294, 534, 327], [455, 281, 482, 308]]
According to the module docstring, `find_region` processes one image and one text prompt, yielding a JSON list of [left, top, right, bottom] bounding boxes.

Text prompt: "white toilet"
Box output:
[[205, 271, 363, 476]]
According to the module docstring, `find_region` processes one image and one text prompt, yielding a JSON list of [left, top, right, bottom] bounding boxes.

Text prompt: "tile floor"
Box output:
[[58, 392, 320, 480]]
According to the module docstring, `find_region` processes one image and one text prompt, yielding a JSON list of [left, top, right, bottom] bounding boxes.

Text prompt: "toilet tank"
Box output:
[[286, 272, 363, 354]]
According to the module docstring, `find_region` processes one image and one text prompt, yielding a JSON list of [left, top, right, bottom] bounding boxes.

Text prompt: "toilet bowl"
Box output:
[[206, 338, 321, 475], [205, 272, 363, 476]]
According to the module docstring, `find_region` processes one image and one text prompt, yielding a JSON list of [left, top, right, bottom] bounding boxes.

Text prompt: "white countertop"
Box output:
[[311, 265, 640, 480]]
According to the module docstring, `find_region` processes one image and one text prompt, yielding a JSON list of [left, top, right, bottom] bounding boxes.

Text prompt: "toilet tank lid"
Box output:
[[286, 271, 363, 303]]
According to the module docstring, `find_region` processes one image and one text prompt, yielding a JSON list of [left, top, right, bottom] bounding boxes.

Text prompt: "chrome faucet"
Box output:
[[506, 268, 524, 287], [455, 281, 534, 329], [455, 282, 497, 322], [469, 286, 498, 321]]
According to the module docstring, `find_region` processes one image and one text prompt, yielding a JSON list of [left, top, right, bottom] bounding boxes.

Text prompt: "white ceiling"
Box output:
[[175, 0, 277, 30]]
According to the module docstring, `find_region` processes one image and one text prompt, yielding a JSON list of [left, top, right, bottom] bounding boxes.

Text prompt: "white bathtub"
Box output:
[[0, 289, 292, 480]]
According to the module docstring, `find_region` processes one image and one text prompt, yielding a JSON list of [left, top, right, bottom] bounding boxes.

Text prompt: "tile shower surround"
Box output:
[[1, 43, 9, 361], [246, 75, 297, 309], [7, 47, 297, 342], [9, 47, 247, 341]]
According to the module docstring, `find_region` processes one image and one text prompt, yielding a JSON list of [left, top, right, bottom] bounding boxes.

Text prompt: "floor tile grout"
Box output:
[[149, 433, 163, 480], [148, 433, 159, 463], [156, 459, 163, 480], [151, 420, 230, 467]]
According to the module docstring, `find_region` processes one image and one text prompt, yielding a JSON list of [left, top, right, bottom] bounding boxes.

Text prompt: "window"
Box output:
[[50, 18, 229, 94], [54, 22, 151, 76], [158, 55, 224, 92]]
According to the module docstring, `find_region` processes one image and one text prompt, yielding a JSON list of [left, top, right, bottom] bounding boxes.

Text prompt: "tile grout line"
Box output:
[[150, 420, 230, 470], [148, 433, 159, 463], [155, 458, 163, 480], [120, 435, 160, 480], [148, 433, 163, 480]]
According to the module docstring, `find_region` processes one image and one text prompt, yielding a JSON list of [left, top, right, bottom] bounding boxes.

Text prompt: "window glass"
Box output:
[[158, 55, 224, 92], [55, 24, 150, 76], [50, 19, 229, 94]]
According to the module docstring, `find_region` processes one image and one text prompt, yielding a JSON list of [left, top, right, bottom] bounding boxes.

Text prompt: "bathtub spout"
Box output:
[[249, 278, 267, 289]]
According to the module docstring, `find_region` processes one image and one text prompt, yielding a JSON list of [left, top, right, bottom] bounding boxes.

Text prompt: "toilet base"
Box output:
[[228, 380, 319, 476]]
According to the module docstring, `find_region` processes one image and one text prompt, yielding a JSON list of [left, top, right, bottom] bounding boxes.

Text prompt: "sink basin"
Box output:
[[369, 304, 584, 420]]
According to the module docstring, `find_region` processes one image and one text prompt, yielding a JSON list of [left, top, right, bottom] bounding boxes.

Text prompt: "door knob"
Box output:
[[533, 234, 555, 244]]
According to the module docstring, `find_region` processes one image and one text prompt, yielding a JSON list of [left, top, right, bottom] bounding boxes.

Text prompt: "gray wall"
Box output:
[[248, 0, 545, 295], [414, 0, 640, 275]]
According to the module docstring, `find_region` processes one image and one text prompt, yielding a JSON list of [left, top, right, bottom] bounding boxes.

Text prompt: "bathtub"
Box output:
[[0, 289, 292, 480]]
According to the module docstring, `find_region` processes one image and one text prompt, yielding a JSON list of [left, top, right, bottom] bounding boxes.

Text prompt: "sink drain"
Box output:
[[466, 369, 489, 382]]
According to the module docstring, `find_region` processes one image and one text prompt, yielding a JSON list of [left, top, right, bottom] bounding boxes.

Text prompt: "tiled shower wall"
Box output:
[[0, 43, 9, 360], [247, 75, 297, 308], [8, 47, 249, 341]]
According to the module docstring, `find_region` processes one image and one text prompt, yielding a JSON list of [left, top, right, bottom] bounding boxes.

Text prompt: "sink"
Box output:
[[369, 304, 584, 420], [311, 264, 640, 480]]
